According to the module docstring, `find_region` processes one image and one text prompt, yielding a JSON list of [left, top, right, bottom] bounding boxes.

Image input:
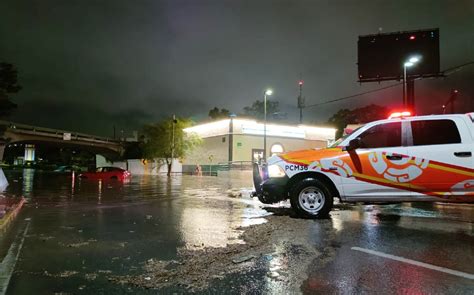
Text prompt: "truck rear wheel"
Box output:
[[290, 178, 333, 219]]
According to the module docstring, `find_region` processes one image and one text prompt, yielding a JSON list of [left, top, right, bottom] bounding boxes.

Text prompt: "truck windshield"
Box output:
[[328, 126, 363, 148]]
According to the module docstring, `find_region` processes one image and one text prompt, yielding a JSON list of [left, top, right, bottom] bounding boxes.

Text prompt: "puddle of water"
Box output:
[[0, 169, 274, 294]]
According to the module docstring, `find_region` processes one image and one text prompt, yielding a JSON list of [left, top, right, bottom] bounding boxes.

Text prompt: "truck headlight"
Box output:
[[268, 164, 286, 178]]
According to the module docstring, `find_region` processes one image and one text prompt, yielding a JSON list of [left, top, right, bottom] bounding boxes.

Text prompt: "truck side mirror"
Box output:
[[345, 138, 362, 151]]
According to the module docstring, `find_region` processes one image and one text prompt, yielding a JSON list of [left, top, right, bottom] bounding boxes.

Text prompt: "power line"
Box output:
[[305, 61, 474, 109], [442, 61, 474, 75], [305, 82, 403, 108]]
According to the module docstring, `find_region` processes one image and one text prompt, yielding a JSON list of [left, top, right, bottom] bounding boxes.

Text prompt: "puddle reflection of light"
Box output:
[[364, 213, 380, 225], [22, 168, 35, 199], [180, 207, 244, 249], [265, 244, 289, 291], [355, 206, 382, 247], [331, 216, 343, 232], [98, 180, 102, 204], [71, 171, 75, 198], [241, 217, 267, 227], [269, 256, 282, 277]]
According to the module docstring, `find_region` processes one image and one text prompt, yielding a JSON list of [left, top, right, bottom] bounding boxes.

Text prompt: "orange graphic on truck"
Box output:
[[280, 148, 474, 202]]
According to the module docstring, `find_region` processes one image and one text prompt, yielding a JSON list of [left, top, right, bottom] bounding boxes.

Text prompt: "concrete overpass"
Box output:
[[0, 120, 124, 161]]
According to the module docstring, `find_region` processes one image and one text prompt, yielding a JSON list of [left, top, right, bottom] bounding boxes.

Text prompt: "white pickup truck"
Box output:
[[253, 113, 474, 218]]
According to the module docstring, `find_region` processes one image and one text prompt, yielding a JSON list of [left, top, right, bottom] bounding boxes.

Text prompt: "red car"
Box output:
[[79, 167, 131, 181]]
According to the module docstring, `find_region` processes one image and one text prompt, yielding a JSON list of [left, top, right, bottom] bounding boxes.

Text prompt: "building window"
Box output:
[[271, 143, 284, 156], [222, 137, 226, 143]]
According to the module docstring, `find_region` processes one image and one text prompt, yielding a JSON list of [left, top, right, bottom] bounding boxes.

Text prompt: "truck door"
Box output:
[[342, 121, 411, 200], [406, 118, 474, 197]]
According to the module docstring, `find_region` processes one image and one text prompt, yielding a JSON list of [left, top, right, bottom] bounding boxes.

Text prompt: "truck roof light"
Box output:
[[388, 111, 411, 119]]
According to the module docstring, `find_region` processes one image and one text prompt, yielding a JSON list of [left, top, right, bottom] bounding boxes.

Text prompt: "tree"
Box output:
[[327, 108, 352, 139], [243, 100, 280, 120], [142, 117, 201, 176], [123, 141, 144, 159], [208, 107, 230, 119], [0, 63, 21, 118], [328, 104, 389, 138]]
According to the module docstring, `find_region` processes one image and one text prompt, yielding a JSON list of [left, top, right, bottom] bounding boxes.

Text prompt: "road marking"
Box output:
[[351, 247, 474, 280], [0, 221, 30, 295]]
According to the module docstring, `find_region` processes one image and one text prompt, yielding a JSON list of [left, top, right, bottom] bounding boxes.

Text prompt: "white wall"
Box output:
[[182, 135, 229, 165]]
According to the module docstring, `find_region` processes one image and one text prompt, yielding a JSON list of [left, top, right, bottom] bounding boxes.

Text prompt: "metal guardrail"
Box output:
[[217, 161, 254, 170], [0, 120, 121, 146]]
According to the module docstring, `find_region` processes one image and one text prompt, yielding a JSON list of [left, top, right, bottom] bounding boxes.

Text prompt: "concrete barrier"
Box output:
[[0, 168, 8, 192]]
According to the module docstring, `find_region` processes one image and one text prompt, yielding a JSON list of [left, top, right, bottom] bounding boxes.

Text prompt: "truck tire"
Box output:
[[290, 178, 333, 219]]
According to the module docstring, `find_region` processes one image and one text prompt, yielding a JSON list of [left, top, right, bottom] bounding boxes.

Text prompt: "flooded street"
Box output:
[[0, 169, 473, 294]]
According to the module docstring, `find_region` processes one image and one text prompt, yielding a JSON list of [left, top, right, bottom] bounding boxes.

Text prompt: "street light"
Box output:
[[408, 56, 420, 63], [263, 89, 273, 162], [403, 56, 421, 108]]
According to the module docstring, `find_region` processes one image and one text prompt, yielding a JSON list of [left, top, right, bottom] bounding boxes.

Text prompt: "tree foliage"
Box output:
[[0, 62, 21, 118], [142, 117, 201, 175], [328, 104, 389, 138], [243, 100, 280, 120], [208, 107, 230, 119]]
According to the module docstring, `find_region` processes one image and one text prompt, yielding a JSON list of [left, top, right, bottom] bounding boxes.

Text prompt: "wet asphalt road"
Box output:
[[0, 169, 473, 294]]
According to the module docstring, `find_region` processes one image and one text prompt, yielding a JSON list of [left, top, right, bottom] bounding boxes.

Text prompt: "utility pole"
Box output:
[[171, 115, 176, 159], [403, 56, 421, 113], [263, 89, 273, 162], [169, 115, 177, 176], [442, 89, 459, 114], [297, 80, 305, 124], [407, 79, 415, 113]]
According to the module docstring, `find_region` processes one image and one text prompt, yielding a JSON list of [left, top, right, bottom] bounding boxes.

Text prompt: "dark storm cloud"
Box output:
[[1, 0, 473, 136], [10, 98, 154, 137]]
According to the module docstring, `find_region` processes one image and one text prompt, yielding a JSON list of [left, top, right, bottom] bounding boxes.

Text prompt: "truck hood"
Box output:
[[269, 148, 346, 165]]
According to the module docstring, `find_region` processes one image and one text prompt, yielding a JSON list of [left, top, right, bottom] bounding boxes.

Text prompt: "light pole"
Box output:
[[263, 89, 273, 162], [169, 115, 177, 176], [403, 56, 421, 108]]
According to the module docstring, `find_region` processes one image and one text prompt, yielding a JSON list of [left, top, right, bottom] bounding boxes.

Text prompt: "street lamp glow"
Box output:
[[265, 89, 273, 96], [402, 55, 422, 110], [408, 56, 420, 63]]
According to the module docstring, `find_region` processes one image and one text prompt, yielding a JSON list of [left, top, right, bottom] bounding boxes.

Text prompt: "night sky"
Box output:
[[1, 0, 473, 137]]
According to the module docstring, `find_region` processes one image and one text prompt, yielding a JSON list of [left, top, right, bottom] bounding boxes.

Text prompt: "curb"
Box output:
[[0, 198, 26, 233]]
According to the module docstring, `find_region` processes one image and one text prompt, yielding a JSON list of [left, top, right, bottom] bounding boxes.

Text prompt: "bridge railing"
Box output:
[[0, 120, 121, 145]]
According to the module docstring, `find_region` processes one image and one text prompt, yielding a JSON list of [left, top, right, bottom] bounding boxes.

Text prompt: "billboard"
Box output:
[[358, 29, 441, 82]]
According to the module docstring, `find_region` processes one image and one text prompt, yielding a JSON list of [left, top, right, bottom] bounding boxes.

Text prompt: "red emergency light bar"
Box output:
[[389, 111, 412, 119]]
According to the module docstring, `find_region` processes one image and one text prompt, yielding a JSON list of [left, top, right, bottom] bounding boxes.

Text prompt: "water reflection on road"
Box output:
[[2, 170, 267, 294], [0, 170, 472, 294], [4, 170, 262, 249]]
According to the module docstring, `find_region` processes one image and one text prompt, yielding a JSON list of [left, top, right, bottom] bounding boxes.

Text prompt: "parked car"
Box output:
[[79, 167, 131, 180], [253, 112, 474, 218]]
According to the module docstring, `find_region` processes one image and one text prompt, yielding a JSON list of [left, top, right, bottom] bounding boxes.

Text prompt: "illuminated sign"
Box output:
[[241, 124, 305, 138], [184, 118, 336, 141]]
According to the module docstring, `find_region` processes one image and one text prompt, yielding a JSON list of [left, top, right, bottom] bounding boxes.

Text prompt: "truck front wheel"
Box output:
[[290, 178, 333, 219]]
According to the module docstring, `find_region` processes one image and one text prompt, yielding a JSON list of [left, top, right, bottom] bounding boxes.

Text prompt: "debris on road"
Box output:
[[109, 215, 334, 291], [231, 255, 255, 264]]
